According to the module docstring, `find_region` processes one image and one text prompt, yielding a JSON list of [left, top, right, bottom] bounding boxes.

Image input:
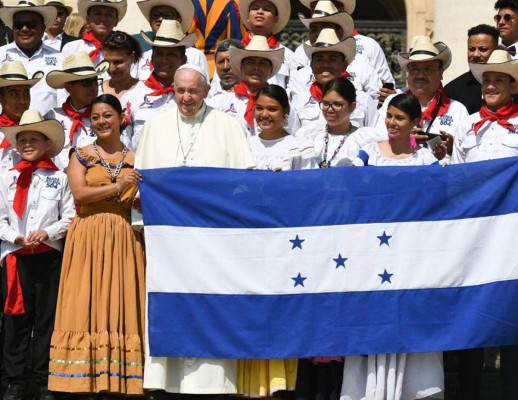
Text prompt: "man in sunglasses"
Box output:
[[43, 0, 79, 51], [495, 0, 518, 58], [0, 1, 62, 116]]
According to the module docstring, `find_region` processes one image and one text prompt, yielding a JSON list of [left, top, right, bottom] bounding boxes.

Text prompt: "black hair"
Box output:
[[255, 84, 290, 113], [495, 0, 518, 11], [467, 24, 499, 44], [102, 30, 143, 63], [322, 77, 356, 104], [216, 39, 245, 57], [91, 93, 123, 114], [387, 93, 422, 122]]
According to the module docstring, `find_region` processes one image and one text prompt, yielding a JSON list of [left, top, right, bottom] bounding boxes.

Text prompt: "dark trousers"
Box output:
[[500, 345, 518, 400], [2, 250, 62, 387]]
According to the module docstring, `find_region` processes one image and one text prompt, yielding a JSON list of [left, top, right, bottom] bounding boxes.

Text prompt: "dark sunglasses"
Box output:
[[104, 31, 127, 44], [73, 78, 103, 88], [56, 10, 67, 17], [13, 20, 39, 30], [150, 11, 179, 20], [494, 13, 515, 23]]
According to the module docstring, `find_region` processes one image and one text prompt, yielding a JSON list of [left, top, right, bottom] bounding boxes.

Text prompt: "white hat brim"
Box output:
[[229, 45, 285, 80], [303, 35, 357, 64], [137, 0, 194, 33], [239, 0, 291, 34], [299, 11, 354, 39], [140, 30, 198, 48], [470, 60, 518, 86], [46, 60, 109, 89], [397, 42, 452, 71], [3, 119, 65, 158], [78, 0, 127, 22], [0, 70, 44, 88], [0, 5, 57, 31]]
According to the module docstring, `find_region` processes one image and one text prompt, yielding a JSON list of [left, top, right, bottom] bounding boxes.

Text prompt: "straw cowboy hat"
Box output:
[[470, 49, 518, 84], [0, 61, 44, 88], [300, 0, 356, 14], [397, 35, 452, 71], [239, 0, 291, 34], [0, 0, 57, 31], [140, 20, 198, 48], [78, 0, 127, 22], [303, 28, 356, 64], [229, 35, 285, 80], [2, 110, 65, 158], [44, 0, 73, 16], [46, 51, 109, 89], [299, 0, 354, 40], [137, 0, 194, 33]]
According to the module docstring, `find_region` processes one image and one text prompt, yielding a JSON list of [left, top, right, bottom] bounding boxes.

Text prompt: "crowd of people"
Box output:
[[0, 0, 516, 399]]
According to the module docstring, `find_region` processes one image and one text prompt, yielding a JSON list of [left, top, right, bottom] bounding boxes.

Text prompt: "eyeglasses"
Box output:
[[73, 78, 103, 88], [494, 13, 516, 24], [104, 31, 127, 44], [407, 66, 440, 76], [150, 11, 180, 20], [319, 101, 345, 111], [13, 20, 39, 30]]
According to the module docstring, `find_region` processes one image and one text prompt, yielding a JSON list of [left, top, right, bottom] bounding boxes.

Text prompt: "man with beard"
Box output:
[[207, 39, 244, 100]]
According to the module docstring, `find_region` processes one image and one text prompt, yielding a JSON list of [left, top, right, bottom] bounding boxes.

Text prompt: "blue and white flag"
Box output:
[[139, 157, 518, 359]]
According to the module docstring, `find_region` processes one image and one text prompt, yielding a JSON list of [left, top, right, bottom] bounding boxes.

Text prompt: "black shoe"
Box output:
[[38, 388, 58, 400], [3, 384, 24, 400]]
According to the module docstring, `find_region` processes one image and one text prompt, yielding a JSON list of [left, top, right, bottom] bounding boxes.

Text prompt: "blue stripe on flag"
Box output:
[[148, 279, 518, 358], [139, 157, 518, 228]]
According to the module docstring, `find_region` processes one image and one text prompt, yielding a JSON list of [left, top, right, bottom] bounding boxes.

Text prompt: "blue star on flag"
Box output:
[[333, 254, 347, 269], [290, 235, 305, 250], [377, 231, 392, 246], [292, 273, 307, 287], [378, 269, 394, 284]]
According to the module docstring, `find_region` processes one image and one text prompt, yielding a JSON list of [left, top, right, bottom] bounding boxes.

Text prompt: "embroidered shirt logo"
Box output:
[[1, 54, 14, 63], [225, 103, 237, 114], [356, 44, 364, 54], [45, 56, 58, 66], [439, 115, 453, 126], [45, 177, 60, 189], [140, 95, 154, 107]]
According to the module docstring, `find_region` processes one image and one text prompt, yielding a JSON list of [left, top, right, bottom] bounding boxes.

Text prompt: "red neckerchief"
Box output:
[[4, 243, 54, 315], [234, 81, 257, 127], [242, 31, 280, 48], [0, 113, 18, 148], [352, 29, 359, 36], [474, 101, 518, 134], [11, 157, 58, 219], [62, 98, 90, 145], [83, 31, 103, 61], [310, 71, 352, 102], [145, 72, 175, 97], [405, 86, 451, 127]]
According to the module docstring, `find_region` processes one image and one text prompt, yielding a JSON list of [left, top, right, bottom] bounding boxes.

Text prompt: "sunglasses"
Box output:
[[13, 20, 39, 30], [150, 11, 180, 20], [73, 78, 103, 88], [494, 13, 516, 23], [56, 10, 67, 17], [104, 31, 127, 44]]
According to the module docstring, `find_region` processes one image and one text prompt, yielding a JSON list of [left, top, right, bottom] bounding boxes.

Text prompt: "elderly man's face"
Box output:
[[174, 69, 210, 117], [406, 60, 443, 100], [216, 50, 240, 90], [13, 11, 45, 51], [150, 6, 181, 33]]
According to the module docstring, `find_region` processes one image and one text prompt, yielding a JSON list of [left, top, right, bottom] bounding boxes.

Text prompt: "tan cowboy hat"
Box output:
[[300, 0, 356, 14], [0, 61, 43, 88], [239, 0, 291, 34], [229, 35, 285, 80], [137, 0, 194, 33], [44, 0, 73, 16], [397, 35, 452, 71], [303, 28, 356, 64], [470, 49, 518, 84], [140, 19, 198, 48], [3, 110, 65, 158], [46, 51, 109, 89], [299, 0, 354, 40], [0, 0, 58, 31], [78, 0, 127, 22]]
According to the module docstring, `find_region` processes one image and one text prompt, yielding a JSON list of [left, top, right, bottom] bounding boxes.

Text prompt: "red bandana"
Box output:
[[0, 113, 18, 148], [145, 72, 175, 97], [242, 31, 280, 49], [352, 29, 359, 36], [309, 71, 352, 102], [234, 81, 257, 128], [62, 98, 90, 145], [83, 31, 103, 61], [473, 101, 518, 134], [405, 86, 451, 127]]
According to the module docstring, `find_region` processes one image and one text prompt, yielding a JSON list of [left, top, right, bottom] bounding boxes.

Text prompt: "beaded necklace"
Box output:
[[92, 141, 128, 183], [319, 124, 356, 168]]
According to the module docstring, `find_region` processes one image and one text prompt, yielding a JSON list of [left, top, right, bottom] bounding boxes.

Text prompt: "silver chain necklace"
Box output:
[[176, 107, 207, 166]]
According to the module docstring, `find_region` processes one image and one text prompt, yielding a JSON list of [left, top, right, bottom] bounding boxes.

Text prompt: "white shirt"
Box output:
[[352, 141, 439, 166], [451, 111, 518, 163], [249, 134, 316, 170], [42, 31, 63, 52], [0, 42, 62, 115], [0, 168, 75, 261]]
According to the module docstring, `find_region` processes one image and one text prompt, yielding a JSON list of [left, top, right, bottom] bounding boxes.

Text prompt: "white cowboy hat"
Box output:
[[299, 0, 354, 40], [46, 51, 109, 89], [44, 0, 73, 16], [229, 35, 285, 80], [470, 49, 518, 85], [239, 0, 291, 34], [300, 0, 356, 14], [137, 0, 194, 33], [78, 0, 127, 22], [303, 28, 356, 64], [140, 19, 198, 48], [0, 61, 43, 88], [397, 35, 452, 71], [0, 0, 57, 31], [3, 110, 65, 158]]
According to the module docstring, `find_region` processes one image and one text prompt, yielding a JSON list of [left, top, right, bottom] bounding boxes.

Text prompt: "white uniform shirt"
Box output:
[[0, 168, 75, 261], [249, 134, 316, 170], [42, 31, 64, 51], [451, 112, 518, 163], [0, 42, 62, 115]]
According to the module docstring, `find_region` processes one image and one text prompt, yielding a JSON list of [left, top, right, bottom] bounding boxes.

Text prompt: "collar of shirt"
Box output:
[[43, 31, 63, 45], [179, 103, 208, 124], [7, 41, 57, 59]]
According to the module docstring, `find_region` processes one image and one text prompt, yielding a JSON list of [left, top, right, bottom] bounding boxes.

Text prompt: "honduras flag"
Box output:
[[139, 157, 518, 359]]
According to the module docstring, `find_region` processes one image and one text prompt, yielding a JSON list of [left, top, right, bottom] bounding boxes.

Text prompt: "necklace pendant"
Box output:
[[110, 177, 116, 183], [319, 161, 330, 168]]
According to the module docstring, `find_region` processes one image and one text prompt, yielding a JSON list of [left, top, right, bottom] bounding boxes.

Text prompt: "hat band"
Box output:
[[315, 42, 336, 48], [311, 10, 332, 17], [18, 1, 37, 5], [63, 66, 97, 74], [154, 36, 181, 44], [409, 50, 438, 58], [0, 73, 29, 80]]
